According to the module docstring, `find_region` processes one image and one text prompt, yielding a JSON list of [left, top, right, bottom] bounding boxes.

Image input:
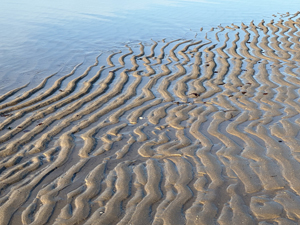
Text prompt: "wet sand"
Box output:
[[1, 12, 300, 224]]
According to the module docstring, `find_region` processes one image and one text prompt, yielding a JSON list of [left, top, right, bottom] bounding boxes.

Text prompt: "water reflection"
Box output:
[[0, 0, 299, 89]]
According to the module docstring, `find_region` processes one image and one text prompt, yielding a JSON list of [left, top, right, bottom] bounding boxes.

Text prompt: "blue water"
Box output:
[[0, 0, 299, 89]]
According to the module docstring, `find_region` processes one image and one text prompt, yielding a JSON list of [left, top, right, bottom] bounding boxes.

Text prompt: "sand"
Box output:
[[1, 11, 300, 225]]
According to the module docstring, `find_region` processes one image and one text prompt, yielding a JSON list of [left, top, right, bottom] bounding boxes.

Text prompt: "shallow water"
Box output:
[[1, 0, 300, 89]]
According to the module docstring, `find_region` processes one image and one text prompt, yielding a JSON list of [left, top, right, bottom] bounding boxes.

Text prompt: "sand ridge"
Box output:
[[0, 12, 300, 224]]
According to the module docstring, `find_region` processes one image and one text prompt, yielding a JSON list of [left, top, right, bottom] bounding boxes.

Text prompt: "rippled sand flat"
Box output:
[[1, 12, 300, 225]]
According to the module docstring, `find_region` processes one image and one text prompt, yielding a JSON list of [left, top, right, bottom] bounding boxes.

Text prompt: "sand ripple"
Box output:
[[1, 12, 300, 224]]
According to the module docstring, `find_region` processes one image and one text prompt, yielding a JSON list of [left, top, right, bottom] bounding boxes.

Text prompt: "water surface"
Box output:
[[0, 0, 299, 89]]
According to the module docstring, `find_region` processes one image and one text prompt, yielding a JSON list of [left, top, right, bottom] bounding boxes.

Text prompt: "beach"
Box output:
[[1, 1, 300, 224]]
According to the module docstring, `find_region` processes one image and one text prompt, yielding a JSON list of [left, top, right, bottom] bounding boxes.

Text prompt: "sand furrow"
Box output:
[[0, 62, 83, 115], [86, 161, 131, 225], [0, 71, 58, 110], [154, 39, 180, 65], [2, 13, 300, 225], [54, 159, 108, 224], [160, 158, 193, 225], [127, 159, 162, 225]]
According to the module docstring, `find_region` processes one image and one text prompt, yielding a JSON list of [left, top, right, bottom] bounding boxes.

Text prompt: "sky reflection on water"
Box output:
[[0, 0, 299, 89]]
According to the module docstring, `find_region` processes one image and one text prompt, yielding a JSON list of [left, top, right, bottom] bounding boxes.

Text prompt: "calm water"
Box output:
[[0, 0, 299, 90]]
